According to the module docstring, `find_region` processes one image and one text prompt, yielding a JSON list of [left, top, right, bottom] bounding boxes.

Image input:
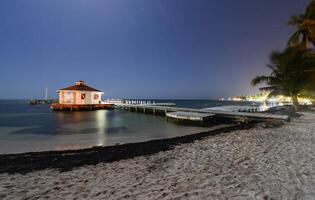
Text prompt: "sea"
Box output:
[[0, 100, 269, 154]]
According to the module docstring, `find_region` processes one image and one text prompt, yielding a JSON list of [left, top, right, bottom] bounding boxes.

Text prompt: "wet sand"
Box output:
[[0, 112, 314, 199]]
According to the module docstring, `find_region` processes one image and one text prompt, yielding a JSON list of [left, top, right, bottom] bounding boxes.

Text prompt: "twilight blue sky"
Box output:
[[0, 0, 310, 99]]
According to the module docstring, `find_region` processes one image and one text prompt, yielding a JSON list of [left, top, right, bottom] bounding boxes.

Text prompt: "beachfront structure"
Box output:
[[51, 81, 114, 111], [57, 81, 103, 105]]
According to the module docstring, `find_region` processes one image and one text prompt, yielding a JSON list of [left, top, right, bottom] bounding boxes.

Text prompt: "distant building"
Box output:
[[230, 96, 246, 101], [57, 80, 103, 105]]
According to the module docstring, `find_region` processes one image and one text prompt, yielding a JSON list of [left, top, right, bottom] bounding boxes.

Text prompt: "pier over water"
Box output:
[[116, 103, 290, 123]]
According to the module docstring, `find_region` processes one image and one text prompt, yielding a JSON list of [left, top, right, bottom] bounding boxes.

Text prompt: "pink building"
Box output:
[[57, 80, 103, 105]]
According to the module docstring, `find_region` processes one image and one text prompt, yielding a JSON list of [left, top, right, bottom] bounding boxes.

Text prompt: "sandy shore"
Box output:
[[1, 112, 315, 199]]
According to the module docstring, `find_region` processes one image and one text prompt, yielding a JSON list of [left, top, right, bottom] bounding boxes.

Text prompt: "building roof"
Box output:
[[58, 81, 102, 92]]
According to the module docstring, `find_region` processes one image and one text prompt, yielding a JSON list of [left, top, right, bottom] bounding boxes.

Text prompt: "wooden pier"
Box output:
[[115, 102, 176, 107], [116, 104, 290, 123], [166, 112, 216, 126], [50, 103, 115, 111], [29, 99, 57, 105]]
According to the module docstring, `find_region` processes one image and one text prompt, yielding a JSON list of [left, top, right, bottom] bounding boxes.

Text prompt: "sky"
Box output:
[[0, 0, 310, 99]]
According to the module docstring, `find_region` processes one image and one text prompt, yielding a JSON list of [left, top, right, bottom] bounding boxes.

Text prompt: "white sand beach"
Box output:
[[1, 112, 315, 200]]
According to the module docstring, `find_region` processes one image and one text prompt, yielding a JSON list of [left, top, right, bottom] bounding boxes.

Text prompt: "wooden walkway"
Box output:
[[166, 111, 216, 126], [115, 103, 176, 107], [166, 112, 215, 121], [116, 104, 290, 122], [29, 99, 56, 105], [50, 103, 115, 111]]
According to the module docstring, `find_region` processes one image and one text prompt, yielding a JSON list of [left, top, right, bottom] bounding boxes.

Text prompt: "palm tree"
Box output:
[[288, 0, 315, 48], [251, 46, 315, 111]]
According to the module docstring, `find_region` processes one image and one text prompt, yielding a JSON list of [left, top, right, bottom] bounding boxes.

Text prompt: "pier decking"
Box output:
[[166, 112, 216, 125], [116, 104, 290, 122], [29, 99, 56, 105], [50, 103, 115, 111], [166, 112, 215, 121]]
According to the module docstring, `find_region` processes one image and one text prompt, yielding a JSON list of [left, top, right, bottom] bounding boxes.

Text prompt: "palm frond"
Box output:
[[288, 31, 301, 47], [287, 1, 315, 49], [305, 0, 315, 19], [251, 45, 315, 104], [251, 76, 270, 86], [288, 14, 304, 26]]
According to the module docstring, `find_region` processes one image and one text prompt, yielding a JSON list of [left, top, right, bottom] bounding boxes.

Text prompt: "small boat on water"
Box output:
[[29, 88, 57, 105]]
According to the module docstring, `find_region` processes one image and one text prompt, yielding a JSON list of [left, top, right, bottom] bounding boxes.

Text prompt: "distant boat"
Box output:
[[29, 87, 56, 105]]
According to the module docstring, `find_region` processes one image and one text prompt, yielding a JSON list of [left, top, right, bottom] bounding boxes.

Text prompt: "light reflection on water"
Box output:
[[0, 100, 284, 154], [96, 110, 106, 146], [0, 102, 212, 154]]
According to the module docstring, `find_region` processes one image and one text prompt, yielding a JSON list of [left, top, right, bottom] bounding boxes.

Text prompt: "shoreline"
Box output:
[[0, 105, 297, 174], [0, 123, 259, 174], [1, 112, 314, 199]]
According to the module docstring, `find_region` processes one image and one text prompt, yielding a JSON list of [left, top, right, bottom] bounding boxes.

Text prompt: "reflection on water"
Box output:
[[0, 99, 285, 154], [0, 101, 213, 154], [96, 110, 106, 146]]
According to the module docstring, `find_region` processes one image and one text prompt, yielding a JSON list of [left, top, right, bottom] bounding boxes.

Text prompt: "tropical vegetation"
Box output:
[[288, 0, 315, 48], [251, 46, 315, 110], [252, 0, 315, 111]]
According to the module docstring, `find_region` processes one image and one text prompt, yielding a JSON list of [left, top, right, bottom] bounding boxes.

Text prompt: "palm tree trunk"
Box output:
[[291, 95, 299, 111]]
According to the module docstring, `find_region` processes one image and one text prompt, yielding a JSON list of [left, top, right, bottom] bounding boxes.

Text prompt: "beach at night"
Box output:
[[1, 111, 315, 199], [1, 0, 315, 199]]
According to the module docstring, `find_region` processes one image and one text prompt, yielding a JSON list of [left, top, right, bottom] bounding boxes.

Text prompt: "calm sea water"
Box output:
[[0, 100, 259, 154]]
